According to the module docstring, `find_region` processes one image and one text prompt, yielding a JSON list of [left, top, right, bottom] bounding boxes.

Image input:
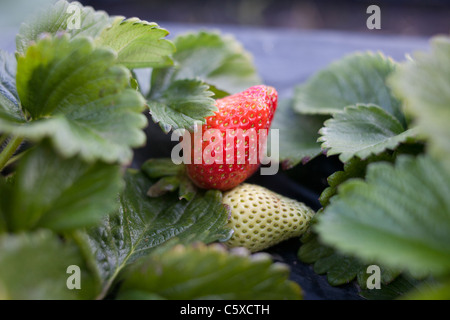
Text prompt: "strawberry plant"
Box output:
[[0, 0, 449, 301], [288, 40, 450, 299], [0, 1, 299, 300]]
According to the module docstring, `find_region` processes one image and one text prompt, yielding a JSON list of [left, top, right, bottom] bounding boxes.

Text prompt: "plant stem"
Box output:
[[0, 134, 8, 146], [0, 136, 24, 172], [5, 150, 27, 169], [68, 231, 103, 295]]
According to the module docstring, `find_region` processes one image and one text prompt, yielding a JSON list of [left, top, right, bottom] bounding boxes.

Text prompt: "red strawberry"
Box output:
[[186, 85, 278, 190]]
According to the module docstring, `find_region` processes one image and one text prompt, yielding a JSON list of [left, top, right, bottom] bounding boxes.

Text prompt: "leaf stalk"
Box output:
[[0, 136, 24, 172]]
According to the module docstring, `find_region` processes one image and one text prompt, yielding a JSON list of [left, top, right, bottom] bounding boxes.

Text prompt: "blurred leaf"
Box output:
[[0, 35, 147, 164], [319, 153, 394, 207], [357, 264, 401, 291], [294, 52, 404, 125], [319, 104, 418, 162], [270, 99, 326, 169], [164, 30, 260, 94], [302, 153, 417, 288], [16, 0, 111, 55], [300, 234, 363, 286], [1, 143, 123, 232], [299, 229, 399, 288], [142, 159, 198, 200], [208, 84, 230, 99], [360, 274, 431, 300], [141, 158, 181, 178], [402, 278, 450, 300], [88, 170, 232, 297], [96, 17, 175, 69], [117, 244, 302, 300], [0, 50, 22, 123], [148, 79, 216, 133], [315, 254, 360, 284], [146, 176, 180, 197], [0, 231, 98, 299], [147, 30, 260, 134], [0, 177, 11, 234], [316, 155, 450, 277], [178, 175, 197, 201], [389, 35, 450, 172]]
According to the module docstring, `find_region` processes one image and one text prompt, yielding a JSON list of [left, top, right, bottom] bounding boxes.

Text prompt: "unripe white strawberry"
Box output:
[[222, 183, 315, 252]]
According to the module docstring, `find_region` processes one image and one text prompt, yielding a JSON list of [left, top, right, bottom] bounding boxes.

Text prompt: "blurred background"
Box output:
[[0, 0, 449, 37], [83, 0, 449, 36]]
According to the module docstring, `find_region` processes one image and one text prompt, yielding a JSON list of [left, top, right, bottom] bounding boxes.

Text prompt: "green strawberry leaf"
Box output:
[[360, 274, 432, 300], [356, 264, 402, 291], [301, 153, 418, 288], [0, 143, 123, 232], [16, 0, 111, 55], [319, 104, 419, 163], [177, 175, 197, 201], [389, 35, 450, 172], [319, 153, 394, 207], [117, 243, 302, 300], [142, 159, 197, 200], [148, 79, 216, 133], [294, 52, 405, 125], [299, 232, 362, 286], [299, 227, 399, 288], [146, 30, 261, 134], [165, 30, 261, 94], [96, 17, 175, 69], [270, 99, 327, 169], [0, 34, 147, 164], [88, 170, 232, 298], [146, 176, 180, 197], [208, 84, 230, 99], [0, 231, 99, 299], [0, 50, 22, 123], [141, 158, 181, 178], [316, 155, 450, 277]]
